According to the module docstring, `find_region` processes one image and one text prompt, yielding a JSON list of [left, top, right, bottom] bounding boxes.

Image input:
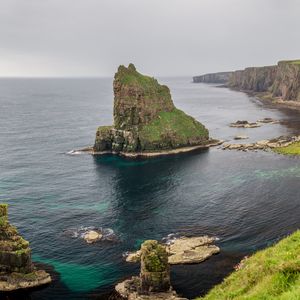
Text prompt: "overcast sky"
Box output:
[[0, 0, 299, 77]]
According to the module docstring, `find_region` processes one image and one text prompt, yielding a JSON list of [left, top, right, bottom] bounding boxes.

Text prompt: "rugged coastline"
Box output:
[[194, 59, 300, 111]]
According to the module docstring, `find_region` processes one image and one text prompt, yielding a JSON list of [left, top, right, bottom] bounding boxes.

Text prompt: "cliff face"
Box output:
[[228, 60, 300, 101], [228, 66, 277, 92], [272, 61, 300, 101], [94, 64, 210, 154], [193, 72, 233, 84]]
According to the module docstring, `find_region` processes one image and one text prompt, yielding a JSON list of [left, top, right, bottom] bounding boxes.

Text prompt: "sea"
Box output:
[[0, 77, 299, 299]]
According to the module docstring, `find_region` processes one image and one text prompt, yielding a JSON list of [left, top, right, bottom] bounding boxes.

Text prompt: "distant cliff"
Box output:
[[193, 72, 233, 84], [194, 60, 300, 102], [94, 64, 212, 156], [228, 60, 300, 101]]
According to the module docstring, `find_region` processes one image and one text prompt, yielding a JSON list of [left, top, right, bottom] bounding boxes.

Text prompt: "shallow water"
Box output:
[[0, 78, 299, 299]]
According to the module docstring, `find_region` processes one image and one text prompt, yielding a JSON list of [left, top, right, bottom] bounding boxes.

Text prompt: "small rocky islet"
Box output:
[[91, 63, 220, 157], [0, 204, 51, 292]]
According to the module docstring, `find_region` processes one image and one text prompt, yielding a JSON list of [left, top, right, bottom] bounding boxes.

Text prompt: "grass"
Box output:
[[274, 142, 300, 156], [279, 60, 300, 65], [138, 108, 209, 149], [196, 230, 300, 300], [115, 63, 170, 97]]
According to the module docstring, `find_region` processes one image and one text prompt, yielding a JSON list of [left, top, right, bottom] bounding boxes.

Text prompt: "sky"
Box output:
[[0, 0, 300, 77]]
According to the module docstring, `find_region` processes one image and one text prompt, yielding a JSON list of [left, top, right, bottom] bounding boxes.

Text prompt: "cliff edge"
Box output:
[[94, 64, 212, 156]]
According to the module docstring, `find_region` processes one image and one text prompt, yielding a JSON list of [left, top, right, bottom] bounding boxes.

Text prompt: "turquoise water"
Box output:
[[0, 78, 299, 299]]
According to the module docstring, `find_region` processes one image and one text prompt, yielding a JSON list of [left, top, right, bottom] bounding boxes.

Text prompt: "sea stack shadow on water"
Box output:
[[91, 63, 220, 157]]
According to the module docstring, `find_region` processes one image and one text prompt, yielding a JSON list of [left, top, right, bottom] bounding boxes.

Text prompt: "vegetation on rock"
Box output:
[[94, 64, 210, 154], [196, 231, 300, 300], [274, 141, 300, 155], [0, 204, 51, 291]]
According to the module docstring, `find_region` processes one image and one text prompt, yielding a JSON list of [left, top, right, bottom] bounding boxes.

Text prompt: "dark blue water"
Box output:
[[0, 78, 300, 300]]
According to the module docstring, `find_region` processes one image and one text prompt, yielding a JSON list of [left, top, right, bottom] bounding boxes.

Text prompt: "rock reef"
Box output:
[[125, 236, 220, 265], [0, 204, 51, 291], [94, 64, 213, 156]]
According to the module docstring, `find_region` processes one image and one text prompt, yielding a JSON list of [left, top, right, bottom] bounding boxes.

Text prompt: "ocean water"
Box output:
[[0, 77, 300, 300]]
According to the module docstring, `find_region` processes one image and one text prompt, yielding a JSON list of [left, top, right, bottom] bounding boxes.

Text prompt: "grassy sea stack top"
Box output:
[[94, 63, 210, 154], [113, 63, 175, 130]]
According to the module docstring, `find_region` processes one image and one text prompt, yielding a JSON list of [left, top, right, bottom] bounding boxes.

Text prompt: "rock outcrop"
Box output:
[[115, 240, 187, 300], [193, 72, 233, 84], [0, 204, 51, 291], [125, 236, 220, 265], [228, 60, 300, 101], [94, 64, 211, 156], [194, 60, 300, 103], [228, 66, 277, 92]]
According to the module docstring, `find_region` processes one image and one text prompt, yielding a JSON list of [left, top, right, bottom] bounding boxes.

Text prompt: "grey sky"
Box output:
[[0, 0, 299, 77]]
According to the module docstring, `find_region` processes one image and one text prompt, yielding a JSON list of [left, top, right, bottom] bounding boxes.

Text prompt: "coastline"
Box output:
[[226, 86, 300, 112], [79, 140, 223, 158]]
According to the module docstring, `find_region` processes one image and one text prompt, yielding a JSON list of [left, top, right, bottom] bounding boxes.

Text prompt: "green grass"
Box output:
[[274, 142, 300, 156], [116, 63, 170, 97], [196, 231, 300, 300], [280, 60, 300, 65], [138, 108, 208, 149]]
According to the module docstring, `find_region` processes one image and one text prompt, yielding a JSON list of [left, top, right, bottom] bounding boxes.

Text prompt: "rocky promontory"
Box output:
[[93, 64, 216, 157], [0, 204, 51, 291], [193, 72, 233, 84], [193, 60, 300, 105]]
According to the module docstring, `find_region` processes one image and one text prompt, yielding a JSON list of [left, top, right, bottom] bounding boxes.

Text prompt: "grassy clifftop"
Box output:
[[197, 231, 300, 300]]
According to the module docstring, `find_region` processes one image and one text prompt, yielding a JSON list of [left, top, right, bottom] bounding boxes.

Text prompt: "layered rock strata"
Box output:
[[0, 204, 51, 291], [94, 64, 211, 155], [194, 60, 300, 103]]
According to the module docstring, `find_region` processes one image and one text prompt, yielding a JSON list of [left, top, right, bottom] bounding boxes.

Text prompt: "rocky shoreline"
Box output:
[[222, 135, 300, 152], [77, 139, 223, 158]]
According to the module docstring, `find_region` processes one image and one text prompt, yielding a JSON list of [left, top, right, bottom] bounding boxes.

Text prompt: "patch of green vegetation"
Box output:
[[141, 240, 168, 273], [280, 60, 300, 65], [0, 204, 8, 217], [116, 64, 169, 96], [139, 108, 208, 149], [196, 230, 300, 300], [274, 142, 300, 156]]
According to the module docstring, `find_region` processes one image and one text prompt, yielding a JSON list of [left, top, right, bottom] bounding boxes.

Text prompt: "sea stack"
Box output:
[[0, 204, 51, 291], [94, 64, 212, 156], [115, 240, 187, 300]]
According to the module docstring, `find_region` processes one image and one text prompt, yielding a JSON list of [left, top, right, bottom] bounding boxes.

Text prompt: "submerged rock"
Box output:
[[0, 204, 51, 291], [93, 64, 214, 156], [84, 230, 103, 244], [230, 121, 261, 128], [234, 135, 249, 140]]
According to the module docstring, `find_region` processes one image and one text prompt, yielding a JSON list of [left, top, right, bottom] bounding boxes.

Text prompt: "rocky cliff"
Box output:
[[228, 60, 300, 101], [193, 72, 233, 84], [228, 66, 277, 92], [272, 60, 300, 101], [0, 204, 51, 291], [94, 64, 211, 155], [194, 60, 300, 103]]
